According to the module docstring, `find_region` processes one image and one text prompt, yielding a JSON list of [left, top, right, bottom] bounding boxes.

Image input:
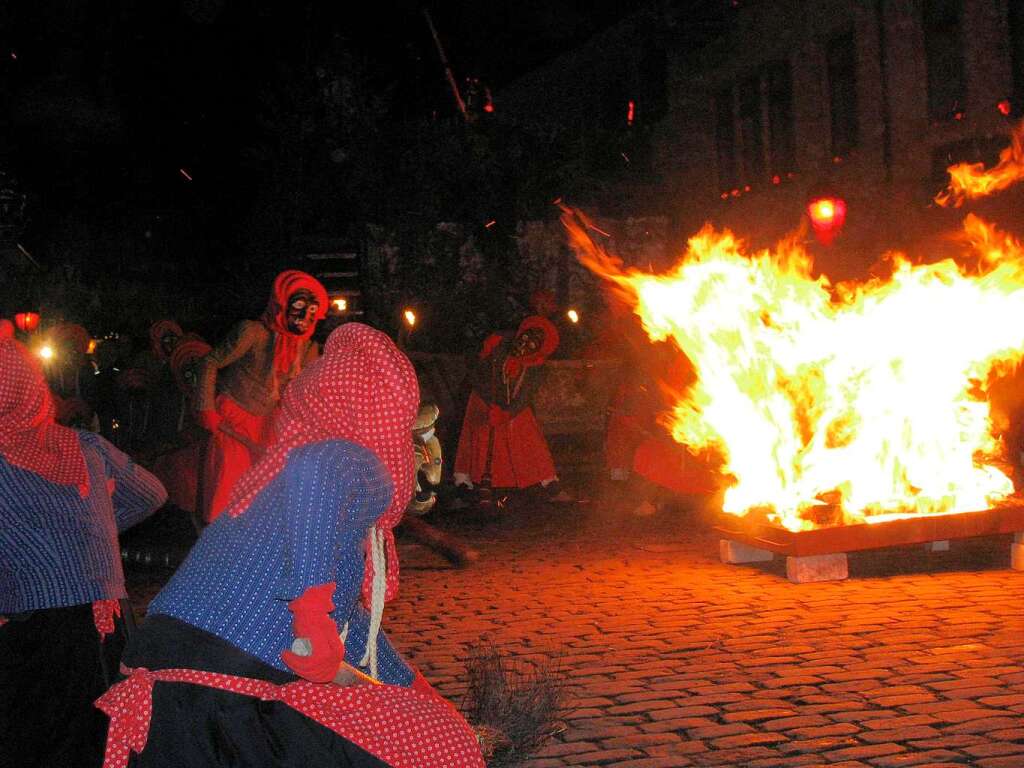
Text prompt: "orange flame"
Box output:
[[935, 121, 1024, 207], [563, 207, 1024, 531]]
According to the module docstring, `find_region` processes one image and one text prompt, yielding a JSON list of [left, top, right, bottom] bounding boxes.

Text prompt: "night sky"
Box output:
[[0, 0, 660, 338], [1, 0, 634, 221]]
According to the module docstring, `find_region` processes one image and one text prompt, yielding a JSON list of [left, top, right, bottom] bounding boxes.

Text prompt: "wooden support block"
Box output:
[[719, 539, 774, 564], [924, 540, 950, 552], [786, 553, 848, 583], [1012, 542, 1024, 571]]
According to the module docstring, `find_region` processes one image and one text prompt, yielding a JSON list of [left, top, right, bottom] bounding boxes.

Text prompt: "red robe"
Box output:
[[605, 347, 718, 495], [454, 390, 557, 489], [454, 320, 559, 490]]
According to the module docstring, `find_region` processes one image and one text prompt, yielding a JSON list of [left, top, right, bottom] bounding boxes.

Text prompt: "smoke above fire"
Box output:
[[564, 125, 1024, 532]]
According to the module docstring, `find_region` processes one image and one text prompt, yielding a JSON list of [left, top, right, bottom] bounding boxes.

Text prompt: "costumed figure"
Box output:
[[453, 315, 567, 499], [196, 270, 327, 522], [114, 366, 152, 453], [605, 341, 719, 516], [134, 320, 186, 454], [149, 320, 183, 362], [398, 402, 479, 567], [99, 323, 485, 768], [49, 322, 99, 430], [87, 336, 123, 442], [0, 337, 167, 768], [149, 336, 212, 523]]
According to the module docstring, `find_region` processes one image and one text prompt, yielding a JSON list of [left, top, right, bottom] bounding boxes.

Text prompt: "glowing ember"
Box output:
[[562, 207, 1024, 532]]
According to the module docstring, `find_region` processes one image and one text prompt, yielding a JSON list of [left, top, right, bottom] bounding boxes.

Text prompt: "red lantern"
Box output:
[[14, 311, 40, 333], [807, 194, 847, 246]]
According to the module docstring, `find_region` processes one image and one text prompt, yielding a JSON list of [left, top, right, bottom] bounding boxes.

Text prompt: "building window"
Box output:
[[766, 59, 796, 176], [714, 87, 738, 192], [1009, 1, 1024, 110], [738, 75, 765, 182], [827, 29, 859, 157], [923, 0, 965, 120]]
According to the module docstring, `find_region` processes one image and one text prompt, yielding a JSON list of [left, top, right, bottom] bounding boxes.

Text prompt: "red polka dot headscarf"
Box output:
[[226, 322, 419, 601], [0, 338, 88, 496]]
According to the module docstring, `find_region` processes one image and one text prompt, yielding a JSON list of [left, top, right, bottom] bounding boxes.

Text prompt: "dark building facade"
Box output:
[[502, 1, 1024, 279], [655, 0, 1024, 278]]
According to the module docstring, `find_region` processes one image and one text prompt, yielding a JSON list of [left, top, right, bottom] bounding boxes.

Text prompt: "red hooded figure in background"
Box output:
[[453, 314, 564, 493], [196, 270, 327, 522], [149, 319, 184, 361]]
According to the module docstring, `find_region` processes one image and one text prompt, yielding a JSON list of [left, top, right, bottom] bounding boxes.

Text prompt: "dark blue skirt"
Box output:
[[0, 600, 131, 768], [120, 614, 390, 767]]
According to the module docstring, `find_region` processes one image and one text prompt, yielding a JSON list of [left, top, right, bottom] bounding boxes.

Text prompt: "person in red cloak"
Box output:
[[195, 270, 327, 522], [453, 315, 568, 499], [607, 341, 720, 516]]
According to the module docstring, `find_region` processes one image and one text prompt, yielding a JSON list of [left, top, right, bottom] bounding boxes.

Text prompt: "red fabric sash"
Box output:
[[92, 599, 121, 640], [95, 665, 484, 768]]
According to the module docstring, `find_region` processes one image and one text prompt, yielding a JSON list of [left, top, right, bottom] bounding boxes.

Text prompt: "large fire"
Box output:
[[564, 128, 1024, 532]]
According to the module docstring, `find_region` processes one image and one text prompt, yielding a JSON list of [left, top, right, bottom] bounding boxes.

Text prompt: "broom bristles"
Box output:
[[461, 643, 567, 768]]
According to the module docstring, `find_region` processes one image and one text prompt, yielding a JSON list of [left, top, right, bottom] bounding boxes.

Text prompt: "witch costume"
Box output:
[[98, 323, 484, 768], [149, 336, 212, 517], [453, 314, 561, 490], [195, 270, 327, 522], [0, 337, 167, 768]]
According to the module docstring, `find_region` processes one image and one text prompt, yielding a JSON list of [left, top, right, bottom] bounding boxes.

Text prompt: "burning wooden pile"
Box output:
[[565, 123, 1024, 582], [715, 503, 1024, 582]]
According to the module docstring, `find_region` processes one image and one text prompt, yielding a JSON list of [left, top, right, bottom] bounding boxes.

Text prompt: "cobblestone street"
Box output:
[[124, 478, 1024, 767], [382, 481, 1024, 768]]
